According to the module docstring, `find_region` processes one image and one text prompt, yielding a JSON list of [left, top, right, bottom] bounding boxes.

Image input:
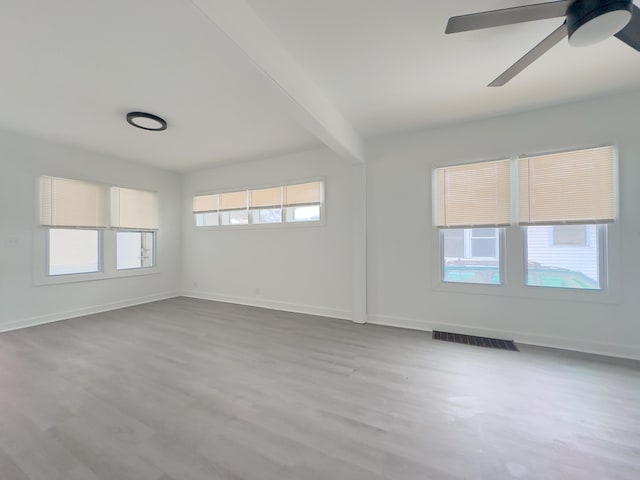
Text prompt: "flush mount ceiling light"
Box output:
[[126, 111, 167, 131]]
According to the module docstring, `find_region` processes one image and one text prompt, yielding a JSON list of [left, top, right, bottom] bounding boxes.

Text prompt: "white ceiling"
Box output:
[[0, 0, 320, 171], [248, 0, 640, 136], [2, 0, 640, 171]]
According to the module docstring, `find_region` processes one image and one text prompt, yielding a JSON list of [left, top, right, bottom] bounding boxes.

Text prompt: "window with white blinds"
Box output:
[[284, 182, 322, 207], [39, 176, 109, 228], [37, 176, 160, 281], [192, 193, 219, 213], [434, 159, 511, 228], [192, 180, 323, 227], [518, 146, 615, 225], [111, 187, 159, 230]]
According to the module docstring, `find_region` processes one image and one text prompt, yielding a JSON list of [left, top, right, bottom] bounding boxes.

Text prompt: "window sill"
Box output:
[[33, 267, 161, 286], [431, 279, 621, 305], [193, 219, 325, 232]]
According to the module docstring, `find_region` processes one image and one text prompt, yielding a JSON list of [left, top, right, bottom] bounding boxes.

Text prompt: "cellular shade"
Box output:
[[111, 187, 159, 230], [193, 194, 219, 213], [219, 190, 247, 211], [39, 176, 109, 228], [284, 182, 322, 206], [519, 146, 615, 225], [249, 187, 282, 209], [435, 159, 511, 228]]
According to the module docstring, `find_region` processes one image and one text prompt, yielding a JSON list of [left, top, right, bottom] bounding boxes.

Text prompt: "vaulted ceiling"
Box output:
[[1, 0, 639, 171]]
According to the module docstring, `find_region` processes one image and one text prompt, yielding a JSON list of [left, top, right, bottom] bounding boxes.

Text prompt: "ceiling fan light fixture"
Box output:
[[568, 0, 633, 47], [126, 111, 167, 131]]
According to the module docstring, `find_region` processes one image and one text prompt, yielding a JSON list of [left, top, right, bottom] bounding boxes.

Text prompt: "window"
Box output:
[[193, 194, 219, 227], [48, 229, 100, 276], [442, 228, 501, 285], [526, 225, 603, 290], [38, 176, 159, 281], [435, 159, 510, 285], [40, 176, 108, 277], [519, 146, 614, 290], [192, 180, 323, 228], [111, 187, 159, 270], [434, 147, 616, 292], [117, 231, 155, 270], [250, 187, 282, 224]]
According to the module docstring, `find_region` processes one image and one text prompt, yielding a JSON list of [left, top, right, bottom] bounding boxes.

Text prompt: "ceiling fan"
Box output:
[[446, 0, 640, 86]]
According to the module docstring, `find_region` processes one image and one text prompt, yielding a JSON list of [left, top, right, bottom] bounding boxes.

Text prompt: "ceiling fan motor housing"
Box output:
[[567, 0, 634, 46]]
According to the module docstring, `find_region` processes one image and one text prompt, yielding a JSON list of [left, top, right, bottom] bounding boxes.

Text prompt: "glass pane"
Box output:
[[117, 231, 154, 270], [195, 212, 218, 227], [48, 229, 99, 276], [220, 210, 249, 225], [442, 228, 500, 285], [252, 208, 282, 224], [526, 225, 601, 289], [471, 238, 496, 257], [291, 205, 320, 222]]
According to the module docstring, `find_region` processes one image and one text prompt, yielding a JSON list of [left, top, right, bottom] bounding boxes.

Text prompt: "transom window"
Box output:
[[193, 180, 323, 228]]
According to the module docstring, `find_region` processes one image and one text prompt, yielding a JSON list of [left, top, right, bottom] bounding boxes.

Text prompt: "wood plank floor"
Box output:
[[0, 297, 639, 480]]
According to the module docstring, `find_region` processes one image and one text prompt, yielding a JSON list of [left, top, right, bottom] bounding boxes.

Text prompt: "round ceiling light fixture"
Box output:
[[126, 111, 167, 131], [567, 0, 633, 47]]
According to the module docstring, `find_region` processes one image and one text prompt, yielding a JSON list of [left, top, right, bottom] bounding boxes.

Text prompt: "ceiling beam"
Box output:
[[189, 0, 365, 163]]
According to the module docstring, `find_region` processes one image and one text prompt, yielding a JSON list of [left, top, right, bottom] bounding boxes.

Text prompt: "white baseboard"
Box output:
[[367, 314, 640, 361], [0, 291, 180, 333], [181, 290, 352, 321]]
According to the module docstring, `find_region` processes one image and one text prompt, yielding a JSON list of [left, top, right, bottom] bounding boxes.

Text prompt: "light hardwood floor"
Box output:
[[0, 297, 638, 480]]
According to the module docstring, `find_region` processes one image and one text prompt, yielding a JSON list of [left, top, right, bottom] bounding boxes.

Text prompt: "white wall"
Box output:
[[181, 148, 359, 320], [0, 129, 182, 330], [3, 91, 639, 360], [367, 90, 640, 360]]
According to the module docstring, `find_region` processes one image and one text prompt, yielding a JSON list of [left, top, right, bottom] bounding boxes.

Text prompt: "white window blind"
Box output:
[[284, 181, 322, 206], [111, 187, 159, 230], [219, 191, 247, 211], [435, 159, 511, 228], [193, 194, 219, 213], [519, 146, 615, 225], [250, 187, 282, 209], [39, 176, 109, 228]]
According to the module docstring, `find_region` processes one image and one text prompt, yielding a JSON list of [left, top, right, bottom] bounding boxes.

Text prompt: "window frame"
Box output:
[[192, 177, 326, 231]]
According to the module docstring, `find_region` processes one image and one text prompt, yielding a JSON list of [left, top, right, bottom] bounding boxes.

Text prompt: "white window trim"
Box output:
[[431, 151, 622, 305], [192, 176, 326, 231]]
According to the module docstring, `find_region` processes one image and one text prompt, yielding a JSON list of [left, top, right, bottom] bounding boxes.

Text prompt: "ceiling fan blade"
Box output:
[[489, 22, 568, 87], [615, 4, 640, 51], [446, 0, 572, 34]]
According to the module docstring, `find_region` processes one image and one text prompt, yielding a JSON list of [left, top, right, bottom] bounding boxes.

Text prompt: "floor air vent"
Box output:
[[432, 331, 519, 351]]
